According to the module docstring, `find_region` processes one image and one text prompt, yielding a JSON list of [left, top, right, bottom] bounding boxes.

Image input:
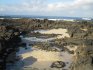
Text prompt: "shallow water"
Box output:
[[23, 37, 55, 42]]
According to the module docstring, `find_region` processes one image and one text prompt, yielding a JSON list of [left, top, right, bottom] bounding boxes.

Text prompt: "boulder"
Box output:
[[51, 61, 66, 68]]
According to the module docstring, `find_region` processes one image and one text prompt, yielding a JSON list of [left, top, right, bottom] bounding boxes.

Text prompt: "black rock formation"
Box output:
[[0, 25, 26, 70]]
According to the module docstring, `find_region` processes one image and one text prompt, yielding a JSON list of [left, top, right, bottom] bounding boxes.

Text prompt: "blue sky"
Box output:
[[0, 0, 93, 17], [0, 0, 74, 4]]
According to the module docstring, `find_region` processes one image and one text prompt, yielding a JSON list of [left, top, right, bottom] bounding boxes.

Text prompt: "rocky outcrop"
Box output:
[[0, 26, 26, 70], [51, 61, 66, 68], [0, 18, 93, 70], [70, 46, 93, 70]]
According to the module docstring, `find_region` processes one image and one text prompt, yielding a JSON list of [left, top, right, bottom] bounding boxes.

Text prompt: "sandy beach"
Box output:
[[17, 47, 73, 70]]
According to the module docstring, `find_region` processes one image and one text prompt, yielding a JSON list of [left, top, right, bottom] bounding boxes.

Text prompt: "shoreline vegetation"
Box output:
[[0, 18, 93, 70]]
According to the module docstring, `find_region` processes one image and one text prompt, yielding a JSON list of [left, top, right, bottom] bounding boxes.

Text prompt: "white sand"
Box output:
[[35, 28, 70, 38], [35, 28, 68, 34], [65, 46, 78, 51], [80, 28, 88, 31], [21, 49, 63, 61], [17, 47, 73, 70]]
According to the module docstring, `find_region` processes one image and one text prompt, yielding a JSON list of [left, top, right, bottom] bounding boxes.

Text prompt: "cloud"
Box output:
[[0, 0, 93, 17], [46, 0, 93, 10], [0, 8, 4, 11]]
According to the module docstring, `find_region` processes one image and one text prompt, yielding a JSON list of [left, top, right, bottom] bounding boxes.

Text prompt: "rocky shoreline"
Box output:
[[0, 18, 93, 70]]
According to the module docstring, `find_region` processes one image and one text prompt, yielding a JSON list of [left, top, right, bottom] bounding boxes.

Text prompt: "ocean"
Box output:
[[0, 15, 92, 21]]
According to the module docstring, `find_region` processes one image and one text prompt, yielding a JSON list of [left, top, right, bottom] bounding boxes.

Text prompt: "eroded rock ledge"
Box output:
[[70, 45, 93, 70], [0, 26, 26, 70]]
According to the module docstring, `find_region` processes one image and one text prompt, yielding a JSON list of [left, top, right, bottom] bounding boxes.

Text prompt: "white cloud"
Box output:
[[0, 0, 93, 17], [46, 0, 93, 10], [0, 8, 4, 11]]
